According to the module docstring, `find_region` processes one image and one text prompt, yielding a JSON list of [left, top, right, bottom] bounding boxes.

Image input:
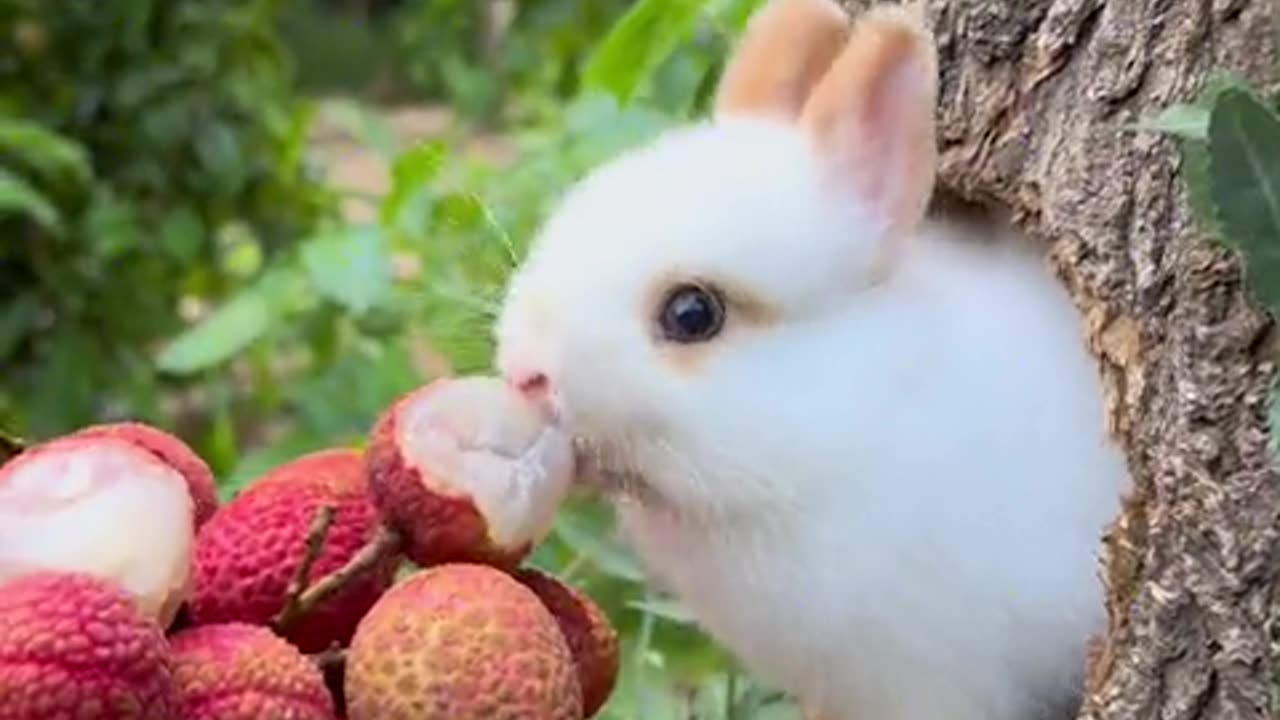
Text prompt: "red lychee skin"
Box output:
[[365, 383, 532, 570], [188, 448, 401, 653], [515, 568, 620, 717], [70, 421, 219, 528], [0, 571, 177, 720], [345, 563, 583, 720], [169, 623, 336, 720]]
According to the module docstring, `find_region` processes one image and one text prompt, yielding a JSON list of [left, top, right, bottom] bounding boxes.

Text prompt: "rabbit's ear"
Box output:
[[800, 3, 938, 240], [713, 0, 851, 120]]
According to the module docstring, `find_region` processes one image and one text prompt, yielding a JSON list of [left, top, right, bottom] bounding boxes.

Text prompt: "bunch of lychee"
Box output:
[[0, 376, 619, 719]]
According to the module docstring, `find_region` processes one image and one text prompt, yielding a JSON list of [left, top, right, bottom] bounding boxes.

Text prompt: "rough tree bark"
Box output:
[[839, 0, 1280, 717]]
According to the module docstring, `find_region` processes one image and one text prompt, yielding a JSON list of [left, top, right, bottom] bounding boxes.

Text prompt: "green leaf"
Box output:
[[1206, 87, 1280, 309], [1180, 138, 1221, 239], [552, 499, 647, 582], [1135, 103, 1210, 140], [0, 167, 63, 234], [203, 382, 240, 476], [627, 597, 698, 625], [583, 0, 713, 105], [217, 221, 264, 279], [391, 140, 446, 192], [0, 294, 39, 361], [81, 189, 139, 257], [195, 122, 246, 194], [1135, 72, 1255, 140], [0, 118, 92, 182], [432, 191, 489, 233], [708, 0, 766, 32], [217, 431, 334, 501], [300, 224, 392, 315], [381, 140, 447, 234], [155, 289, 273, 375], [1199, 70, 1256, 105], [158, 208, 205, 264], [564, 93, 676, 169], [114, 65, 189, 110]]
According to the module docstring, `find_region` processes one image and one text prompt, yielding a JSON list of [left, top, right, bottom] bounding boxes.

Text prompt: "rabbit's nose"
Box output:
[[504, 367, 555, 419], [507, 368, 548, 395]]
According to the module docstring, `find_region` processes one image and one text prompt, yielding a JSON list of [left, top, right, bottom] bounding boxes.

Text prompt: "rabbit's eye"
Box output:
[[657, 282, 725, 343]]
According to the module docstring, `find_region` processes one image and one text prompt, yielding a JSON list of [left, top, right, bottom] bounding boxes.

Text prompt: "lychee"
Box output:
[[0, 433, 196, 626], [70, 421, 219, 527], [0, 571, 176, 719], [345, 563, 583, 720], [169, 623, 336, 720], [516, 568, 620, 717], [188, 448, 401, 653], [365, 376, 574, 570]]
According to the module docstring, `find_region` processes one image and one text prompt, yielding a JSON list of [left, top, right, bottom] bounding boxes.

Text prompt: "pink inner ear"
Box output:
[[713, 0, 851, 119], [799, 7, 939, 238]]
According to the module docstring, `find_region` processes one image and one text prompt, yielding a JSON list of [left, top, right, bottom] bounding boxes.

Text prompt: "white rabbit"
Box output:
[[493, 1, 1133, 718]]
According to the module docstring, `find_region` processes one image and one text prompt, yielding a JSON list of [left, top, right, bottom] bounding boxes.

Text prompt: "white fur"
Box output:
[[495, 115, 1131, 719]]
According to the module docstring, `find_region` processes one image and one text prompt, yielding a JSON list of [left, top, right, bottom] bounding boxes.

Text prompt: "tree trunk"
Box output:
[[840, 0, 1280, 717]]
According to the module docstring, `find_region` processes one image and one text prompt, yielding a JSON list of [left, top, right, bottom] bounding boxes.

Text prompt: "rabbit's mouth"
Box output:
[[571, 436, 667, 509]]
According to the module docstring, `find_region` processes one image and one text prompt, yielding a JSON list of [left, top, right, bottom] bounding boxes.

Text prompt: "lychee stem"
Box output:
[[311, 644, 346, 670], [310, 644, 349, 717], [272, 504, 337, 633], [273, 521, 403, 635]]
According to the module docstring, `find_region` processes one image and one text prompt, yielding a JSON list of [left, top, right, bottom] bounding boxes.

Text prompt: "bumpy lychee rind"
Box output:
[[516, 568, 620, 717], [345, 563, 583, 720], [0, 571, 177, 719], [365, 377, 573, 571], [70, 421, 219, 528], [0, 435, 196, 627], [169, 622, 336, 720], [188, 448, 400, 653], [366, 395, 514, 569]]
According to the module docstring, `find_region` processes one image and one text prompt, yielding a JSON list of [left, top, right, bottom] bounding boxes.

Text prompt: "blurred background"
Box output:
[[0, 0, 803, 717]]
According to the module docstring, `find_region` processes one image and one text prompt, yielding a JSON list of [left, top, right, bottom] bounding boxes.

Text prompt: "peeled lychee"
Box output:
[[0, 571, 176, 719], [365, 376, 574, 570], [70, 421, 219, 527], [0, 434, 196, 626], [516, 568, 620, 717], [169, 623, 336, 720], [188, 448, 400, 653], [345, 563, 583, 720]]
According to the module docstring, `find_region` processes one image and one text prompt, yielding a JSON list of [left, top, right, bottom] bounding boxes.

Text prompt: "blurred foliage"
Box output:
[[278, 1, 409, 101], [281, 0, 750, 125], [0, 0, 339, 442]]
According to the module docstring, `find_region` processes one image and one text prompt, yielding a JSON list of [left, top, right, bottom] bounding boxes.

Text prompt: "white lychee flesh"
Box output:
[[396, 376, 574, 550], [0, 437, 195, 626]]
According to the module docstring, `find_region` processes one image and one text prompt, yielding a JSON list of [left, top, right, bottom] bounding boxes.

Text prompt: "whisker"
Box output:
[[692, 433, 803, 512], [574, 426, 805, 542], [647, 438, 800, 595]]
